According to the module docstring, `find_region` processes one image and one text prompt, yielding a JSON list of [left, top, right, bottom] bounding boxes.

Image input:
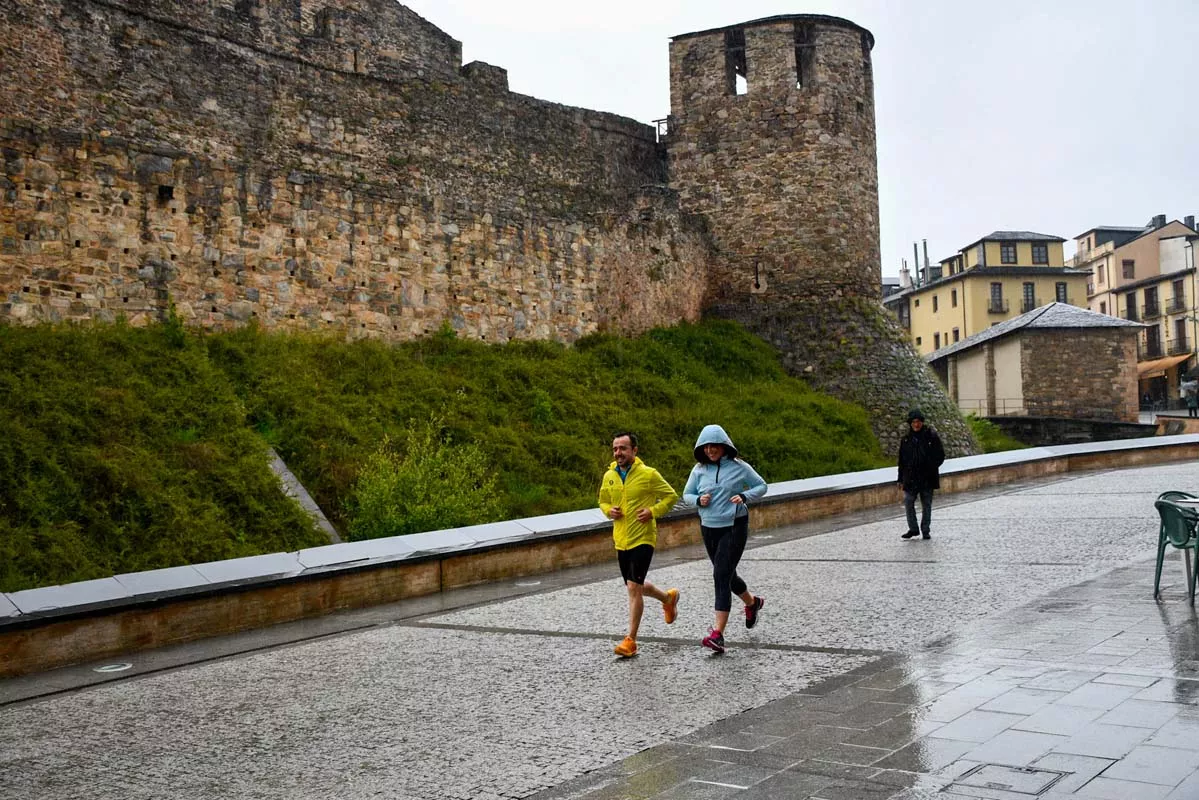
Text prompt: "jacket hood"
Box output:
[[693, 424, 739, 463]]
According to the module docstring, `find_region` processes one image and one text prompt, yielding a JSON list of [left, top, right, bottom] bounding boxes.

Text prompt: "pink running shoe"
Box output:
[[701, 628, 726, 654]]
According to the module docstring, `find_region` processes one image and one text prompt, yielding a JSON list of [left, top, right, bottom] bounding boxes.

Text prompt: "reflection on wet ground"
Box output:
[[5, 461, 1199, 799], [532, 561, 1199, 799]]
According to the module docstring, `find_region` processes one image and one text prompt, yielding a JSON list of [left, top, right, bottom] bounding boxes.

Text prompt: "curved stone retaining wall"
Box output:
[[2, 434, 1196, 678]]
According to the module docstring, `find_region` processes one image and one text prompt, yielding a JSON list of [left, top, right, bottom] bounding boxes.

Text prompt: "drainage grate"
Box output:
[[949, 764, 1067, 795]]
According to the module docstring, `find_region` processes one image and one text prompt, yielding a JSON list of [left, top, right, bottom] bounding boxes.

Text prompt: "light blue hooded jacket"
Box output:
[[682, 425, 768, 527]]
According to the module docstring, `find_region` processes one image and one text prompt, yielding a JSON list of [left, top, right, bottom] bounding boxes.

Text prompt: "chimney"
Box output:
[[1186, 215, 1195, 231], [922, 239, 930, 270], [913, 243, 921, 284], [1151, 214, 1167, 229], [899, 260, 912, 288]]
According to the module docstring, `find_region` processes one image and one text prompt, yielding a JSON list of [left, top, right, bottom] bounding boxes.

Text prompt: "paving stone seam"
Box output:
[[406, 621, 894, 658], [742, 558, 1086, 566]]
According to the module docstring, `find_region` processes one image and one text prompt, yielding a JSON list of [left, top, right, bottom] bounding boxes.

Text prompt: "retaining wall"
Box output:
[[2, 435, 1196, 678]]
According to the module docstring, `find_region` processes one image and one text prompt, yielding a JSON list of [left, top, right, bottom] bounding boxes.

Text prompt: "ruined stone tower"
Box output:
[[666, 16, 972, 454]]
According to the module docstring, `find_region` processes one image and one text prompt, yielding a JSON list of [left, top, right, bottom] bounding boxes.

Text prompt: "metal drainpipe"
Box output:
[[1190, 241, 1197, 379], [961, 274, 967, 341]]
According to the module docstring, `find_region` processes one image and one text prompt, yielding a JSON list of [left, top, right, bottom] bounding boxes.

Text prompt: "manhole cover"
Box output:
[[951, 764, 1066, 795], [92, 663, 132, 674]]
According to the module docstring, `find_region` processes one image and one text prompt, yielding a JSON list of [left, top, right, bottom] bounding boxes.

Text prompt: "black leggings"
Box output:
[[701, 515, 749, 613]]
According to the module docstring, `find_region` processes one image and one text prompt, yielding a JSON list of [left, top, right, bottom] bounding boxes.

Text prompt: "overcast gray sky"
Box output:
[[401, 0, 1199, 278]]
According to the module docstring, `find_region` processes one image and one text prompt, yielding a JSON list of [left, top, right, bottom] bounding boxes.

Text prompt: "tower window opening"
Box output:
[[794, 22, 815, 89], [725, 28, 747, 96], [157, 185, 174, 204]]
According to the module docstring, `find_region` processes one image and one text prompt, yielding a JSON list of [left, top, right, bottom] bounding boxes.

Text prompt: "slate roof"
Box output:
[[925, 302, 1144, 363], [983, 231, 1067, 242], [1075, 225, 1148, 238], [957, 231, 1067, 252]]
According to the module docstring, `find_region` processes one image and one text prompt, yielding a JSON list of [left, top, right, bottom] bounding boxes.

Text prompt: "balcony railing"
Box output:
[[1125, 307, 1139, 322], [1086, 282, 1095, 295], [1021, 297, 1042, 313], [1142, 303, 1162, 321], [1168, 297, 1187, 314], [1140, 340, 1164, 360], [1168, 337, 1191, 356], [987, 299, 1009, 314]]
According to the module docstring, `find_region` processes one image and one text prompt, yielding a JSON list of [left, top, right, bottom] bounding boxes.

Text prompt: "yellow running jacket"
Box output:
[[598, 457, 679, 551]]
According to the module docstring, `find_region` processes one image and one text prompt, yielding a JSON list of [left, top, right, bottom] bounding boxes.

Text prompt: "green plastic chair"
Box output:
[[1154, 499, 1199, 602]]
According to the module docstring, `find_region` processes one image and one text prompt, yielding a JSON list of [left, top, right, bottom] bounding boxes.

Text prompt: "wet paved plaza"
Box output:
[[4, 461, 1199, 799]]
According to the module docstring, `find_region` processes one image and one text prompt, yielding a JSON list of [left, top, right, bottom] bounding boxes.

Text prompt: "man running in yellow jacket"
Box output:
[[598, 432, 680, 658]]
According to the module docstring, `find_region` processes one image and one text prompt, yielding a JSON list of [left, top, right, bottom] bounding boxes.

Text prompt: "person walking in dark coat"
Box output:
[[897, 409, 945, 540]]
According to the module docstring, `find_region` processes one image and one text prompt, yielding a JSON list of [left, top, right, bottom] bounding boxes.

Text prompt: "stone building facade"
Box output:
[[1019, 329, 1139, 421], [0, 1, 972, 453]]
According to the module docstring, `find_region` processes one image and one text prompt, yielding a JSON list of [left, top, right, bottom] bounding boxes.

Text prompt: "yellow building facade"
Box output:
[[1072, 219, 1199, 408], [884, 232, 1089, 356]]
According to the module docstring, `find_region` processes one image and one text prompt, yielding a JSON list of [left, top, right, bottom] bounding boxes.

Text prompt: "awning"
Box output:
[[1137, 353, 1192, 378]]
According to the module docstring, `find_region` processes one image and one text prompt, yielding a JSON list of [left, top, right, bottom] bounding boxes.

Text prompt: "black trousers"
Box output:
[[701, 515, 749, 613], [905, 489, 933, 535]]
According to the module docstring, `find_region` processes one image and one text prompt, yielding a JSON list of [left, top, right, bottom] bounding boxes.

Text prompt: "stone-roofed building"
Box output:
[[926, 302, 1143, 422]]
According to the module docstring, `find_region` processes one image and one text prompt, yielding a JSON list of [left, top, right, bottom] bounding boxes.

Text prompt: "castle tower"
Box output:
[[667, 16, 973, 454], [667, 14, 878, 302]]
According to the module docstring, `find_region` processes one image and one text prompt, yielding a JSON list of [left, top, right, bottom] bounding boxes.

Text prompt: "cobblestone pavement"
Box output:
[[3, 462, 1199, 799]]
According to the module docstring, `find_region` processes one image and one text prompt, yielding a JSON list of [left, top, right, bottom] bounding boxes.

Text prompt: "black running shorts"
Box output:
[[617, 544, 654, 585]]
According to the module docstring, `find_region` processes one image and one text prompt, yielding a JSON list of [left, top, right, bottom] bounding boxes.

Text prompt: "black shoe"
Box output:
[[921, 532, 931, 540], [901, 530, 919, 539]]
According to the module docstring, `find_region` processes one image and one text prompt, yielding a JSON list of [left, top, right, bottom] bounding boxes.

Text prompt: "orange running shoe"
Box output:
[[614, 636, 638, 657], [663, 588, 680, 625]]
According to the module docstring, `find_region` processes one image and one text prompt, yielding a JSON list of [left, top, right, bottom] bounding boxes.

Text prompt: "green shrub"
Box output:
[[346, 416, 503, 540], [966, 414, 1027, 453]]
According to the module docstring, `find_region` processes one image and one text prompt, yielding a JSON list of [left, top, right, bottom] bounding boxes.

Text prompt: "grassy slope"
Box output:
[[965, 414, 1028, 453], [0, 323, 326, 592], [206, 320, 889, 532], [0, 319, 889, 590]]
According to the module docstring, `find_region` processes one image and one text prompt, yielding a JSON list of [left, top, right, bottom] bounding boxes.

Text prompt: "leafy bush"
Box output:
[[966, 414, 1027, 453], [346, 416, 503, 539]]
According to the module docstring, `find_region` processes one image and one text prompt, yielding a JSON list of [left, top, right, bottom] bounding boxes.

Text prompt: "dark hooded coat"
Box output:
[[897, 411, 945, 492]]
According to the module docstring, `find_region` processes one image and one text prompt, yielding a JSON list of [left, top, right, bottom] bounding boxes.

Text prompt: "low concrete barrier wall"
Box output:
[[3, 435, 1198, 678]]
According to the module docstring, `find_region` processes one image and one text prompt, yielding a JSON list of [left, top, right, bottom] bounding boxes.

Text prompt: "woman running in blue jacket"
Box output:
[[682, 424, 768, 653]]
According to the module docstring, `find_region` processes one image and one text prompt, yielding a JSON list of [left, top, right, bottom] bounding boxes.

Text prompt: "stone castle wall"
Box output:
[[0, 2, 974, 453], [0, 0, 707, 340]]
